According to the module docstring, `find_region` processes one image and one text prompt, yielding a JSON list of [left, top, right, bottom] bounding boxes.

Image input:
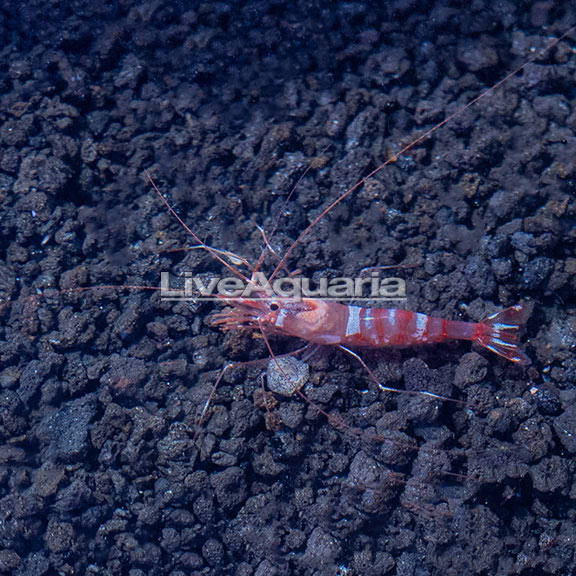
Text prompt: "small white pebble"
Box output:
[[266, 357, 309, 397]]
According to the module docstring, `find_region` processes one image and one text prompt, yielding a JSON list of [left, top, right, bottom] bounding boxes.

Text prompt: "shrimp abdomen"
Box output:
[[339, 304, 530, 364]]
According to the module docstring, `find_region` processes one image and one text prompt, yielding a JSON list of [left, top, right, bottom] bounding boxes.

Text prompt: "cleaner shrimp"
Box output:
[[2, 6, 576, 576]]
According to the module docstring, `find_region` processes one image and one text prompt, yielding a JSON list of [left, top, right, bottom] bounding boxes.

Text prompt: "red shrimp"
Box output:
[[211, 295, 531, 365]]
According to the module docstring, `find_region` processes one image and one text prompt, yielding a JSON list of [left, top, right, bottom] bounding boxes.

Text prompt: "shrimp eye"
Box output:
[[269, 302, 279, 312]]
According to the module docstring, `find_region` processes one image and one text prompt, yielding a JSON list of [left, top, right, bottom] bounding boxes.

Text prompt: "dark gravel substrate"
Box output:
[[1, 1, 576, 575]]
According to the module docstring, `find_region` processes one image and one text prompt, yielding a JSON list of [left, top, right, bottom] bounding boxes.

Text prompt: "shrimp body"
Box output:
[[212, 295, 531, 365]]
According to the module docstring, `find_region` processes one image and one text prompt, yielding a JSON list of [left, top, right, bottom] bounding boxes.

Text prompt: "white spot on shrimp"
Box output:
[[414, 313, 428, 339], [345, 306, 362, 337], [275, 308, 288, 327]]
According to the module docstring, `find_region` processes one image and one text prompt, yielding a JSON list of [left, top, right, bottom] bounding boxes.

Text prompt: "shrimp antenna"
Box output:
[[144, 170, 251, 283], [251, 144, 332, 278], [269, 24, 576, 282]]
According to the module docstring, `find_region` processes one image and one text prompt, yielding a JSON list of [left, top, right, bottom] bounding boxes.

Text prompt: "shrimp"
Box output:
[[211, 294, 531, 364]]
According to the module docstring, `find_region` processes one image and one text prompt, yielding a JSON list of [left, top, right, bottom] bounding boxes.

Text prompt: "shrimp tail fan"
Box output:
[[475, 302, 532, 365]]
